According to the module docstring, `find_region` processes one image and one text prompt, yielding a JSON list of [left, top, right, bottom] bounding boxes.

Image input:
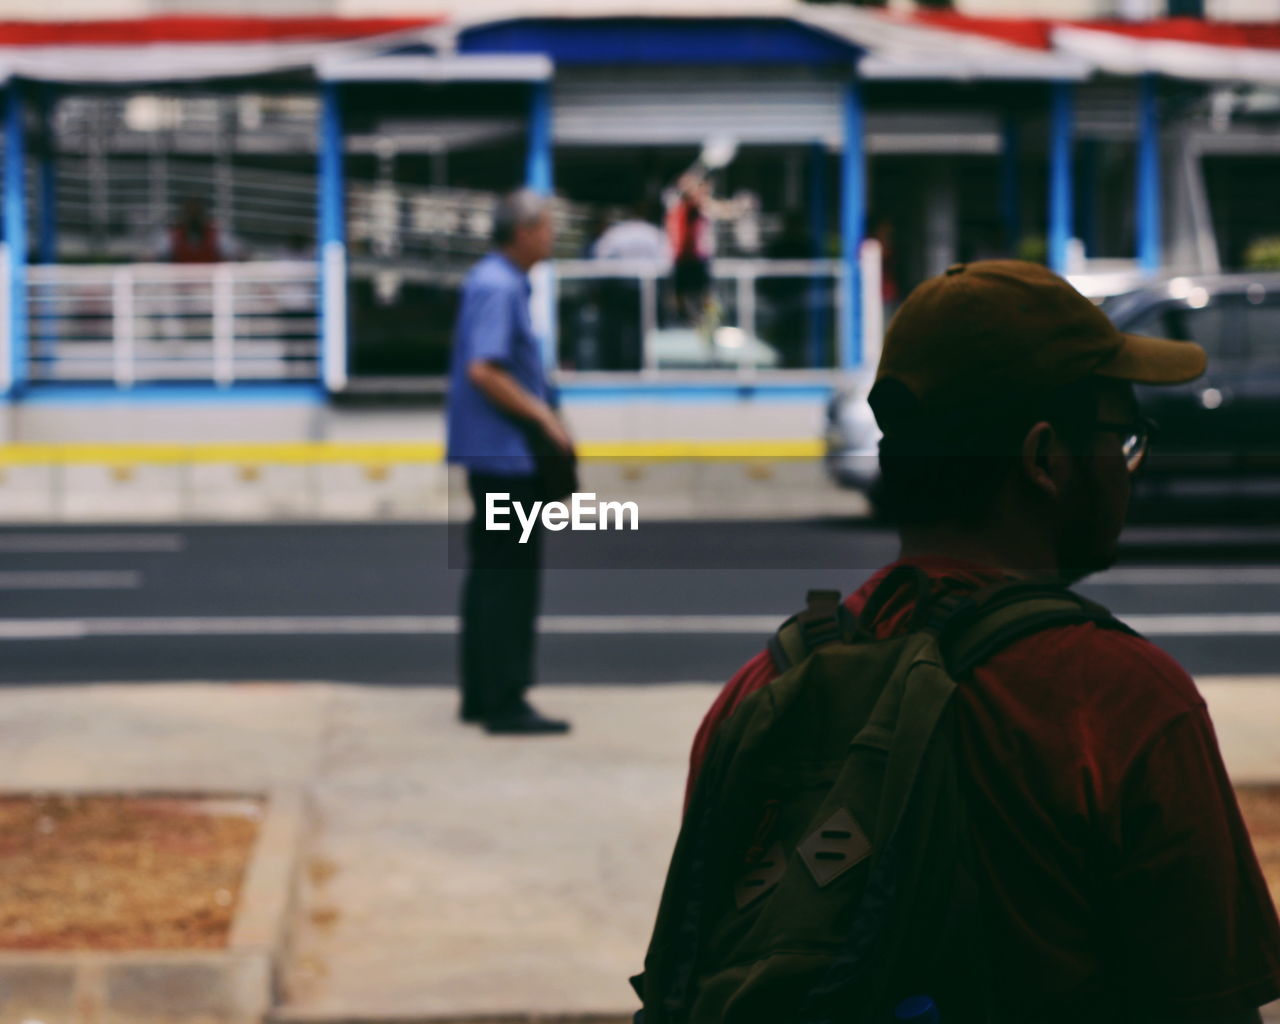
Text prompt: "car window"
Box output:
[[1120, 303, 1241, 373], [1121, 306, 1175, 340], [1162, 302, 1247, 369], [1101, 293, 1148, 327], [1243, 301, 1280, 368]]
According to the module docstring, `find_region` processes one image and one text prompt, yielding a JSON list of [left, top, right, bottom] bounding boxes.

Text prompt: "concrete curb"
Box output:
[[233, 790, 309, 957], [0, 788, 307, 1024], [0, 949, 272, 1024]]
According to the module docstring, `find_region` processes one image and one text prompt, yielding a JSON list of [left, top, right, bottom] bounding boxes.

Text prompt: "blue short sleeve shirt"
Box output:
[[446, 253, 550, 477]]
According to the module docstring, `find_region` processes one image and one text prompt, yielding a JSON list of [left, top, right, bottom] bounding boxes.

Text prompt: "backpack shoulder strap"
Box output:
[[766, 565, 940, 672], [767, 588, 858, 672], [934, 580, 1136, 678]]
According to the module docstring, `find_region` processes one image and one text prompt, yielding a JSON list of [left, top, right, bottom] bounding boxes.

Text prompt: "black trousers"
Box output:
[[460, 472, 543, 719]]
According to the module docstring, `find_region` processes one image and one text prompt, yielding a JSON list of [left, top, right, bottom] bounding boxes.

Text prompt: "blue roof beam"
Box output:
[[458, 17, 862, 67]]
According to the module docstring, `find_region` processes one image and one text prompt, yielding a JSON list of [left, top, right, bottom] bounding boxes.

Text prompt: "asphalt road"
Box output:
[[3, 521, 1280, 685]]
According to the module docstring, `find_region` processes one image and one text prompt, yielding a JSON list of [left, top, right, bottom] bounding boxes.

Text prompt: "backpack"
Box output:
[[634, 565, 1134, 1024]]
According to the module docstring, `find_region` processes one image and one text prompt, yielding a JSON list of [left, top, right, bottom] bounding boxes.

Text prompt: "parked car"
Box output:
[[824, 272, 1280, 505], [823, 371, 880, 492]]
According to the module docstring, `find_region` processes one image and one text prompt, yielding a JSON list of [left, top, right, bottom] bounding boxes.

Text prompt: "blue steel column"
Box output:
[[839, 78, 865, 370], [1136, 74, 1162, 276], [525, 81, 553, 195], [807, 141, 829, 368], [1048, 82, 1074, 276], [1000, 115, 1021, 256], [4, 82, 28, 397], [318, 80, 347, 393], [525, 81, 555, 369], [36, 84, 55, 264]]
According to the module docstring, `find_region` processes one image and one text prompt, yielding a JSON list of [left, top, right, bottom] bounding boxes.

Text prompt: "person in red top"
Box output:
[[667, 174, 715, 328], [686, 261, 1280, 1022], [159, 197, 238, 263]]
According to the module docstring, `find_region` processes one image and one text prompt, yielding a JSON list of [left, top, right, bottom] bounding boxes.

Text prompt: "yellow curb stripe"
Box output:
[[0, 443, 442, 465], [0, 439, 824, 465], [581, 440, 824, 459]]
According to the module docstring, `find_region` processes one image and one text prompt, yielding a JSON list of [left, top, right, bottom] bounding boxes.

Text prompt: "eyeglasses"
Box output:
[[1094, 415, 1159, 474]]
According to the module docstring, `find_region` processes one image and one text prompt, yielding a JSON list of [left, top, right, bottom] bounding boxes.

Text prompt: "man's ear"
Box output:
[[1019, 421, 1067, 501]]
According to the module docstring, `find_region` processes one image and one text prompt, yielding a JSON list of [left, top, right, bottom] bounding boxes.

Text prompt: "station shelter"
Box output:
[[0, 6, 1278, 406]]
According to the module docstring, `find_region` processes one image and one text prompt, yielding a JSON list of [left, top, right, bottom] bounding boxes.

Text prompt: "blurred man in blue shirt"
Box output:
[[447, 190, 574, 735]]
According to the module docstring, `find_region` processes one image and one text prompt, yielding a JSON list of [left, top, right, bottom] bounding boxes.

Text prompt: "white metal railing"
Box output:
[[552, 257, 848, 373], [26, 260, 320, 388]]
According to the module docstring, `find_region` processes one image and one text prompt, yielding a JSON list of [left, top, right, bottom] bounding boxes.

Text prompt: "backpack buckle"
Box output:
[[798, 589, 851, 649]]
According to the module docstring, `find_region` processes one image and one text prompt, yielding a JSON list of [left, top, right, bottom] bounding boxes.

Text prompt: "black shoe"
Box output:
[[483, 704, 571, 735], [459, 706, 486, 724]]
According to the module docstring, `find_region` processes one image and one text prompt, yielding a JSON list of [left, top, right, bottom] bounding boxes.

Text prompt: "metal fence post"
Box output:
[[212, 264, 235, 387], [640, 269, 658, 373], [736, 267, 756, 378], [112, 266, 135, 390]]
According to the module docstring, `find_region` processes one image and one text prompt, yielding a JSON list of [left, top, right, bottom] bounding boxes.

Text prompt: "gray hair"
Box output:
[[492, 188, 552, 247]]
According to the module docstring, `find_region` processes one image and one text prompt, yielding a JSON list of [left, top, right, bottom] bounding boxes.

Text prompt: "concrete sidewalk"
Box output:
[[1, 679, 1278, 1021]]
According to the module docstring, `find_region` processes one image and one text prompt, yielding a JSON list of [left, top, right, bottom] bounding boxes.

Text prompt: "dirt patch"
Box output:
[[0, 794, 261, 951], [1236, 785, 1280, 908]]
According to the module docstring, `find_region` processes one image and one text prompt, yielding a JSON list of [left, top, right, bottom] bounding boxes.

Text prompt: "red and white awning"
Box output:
[[905, 11, 1280, 85], [1054, 22, 1280, 83], [801, 6, 1090, 81], [0, 9, 1276, 87], [0, 15, 444, 84]]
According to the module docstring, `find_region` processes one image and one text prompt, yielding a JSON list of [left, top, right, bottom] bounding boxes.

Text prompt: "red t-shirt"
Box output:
[[666, 199, 709, 263], [687, 557, 1280, 1020], [170, 223, 221, 264]]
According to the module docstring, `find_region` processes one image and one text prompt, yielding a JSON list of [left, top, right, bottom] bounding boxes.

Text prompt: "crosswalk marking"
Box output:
[[0, 571, 142, 590], [1092, 567, 1280, 585], [0, 533, 184, 553], [0, 612, 1275, 640]]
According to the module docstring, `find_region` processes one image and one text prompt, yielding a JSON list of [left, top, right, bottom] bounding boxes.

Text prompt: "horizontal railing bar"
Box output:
[[30, 341, 319, 355], [28, 261, 317, 284], [31, 374, 311, 383], [552, 258, 843, 279], [31, 363, 320, 373], [32, 351, 221, 359], [28, 297, 315, 308]]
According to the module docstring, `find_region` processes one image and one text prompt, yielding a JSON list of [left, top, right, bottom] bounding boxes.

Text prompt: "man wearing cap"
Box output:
[[685, 261, 1280, 1021]]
